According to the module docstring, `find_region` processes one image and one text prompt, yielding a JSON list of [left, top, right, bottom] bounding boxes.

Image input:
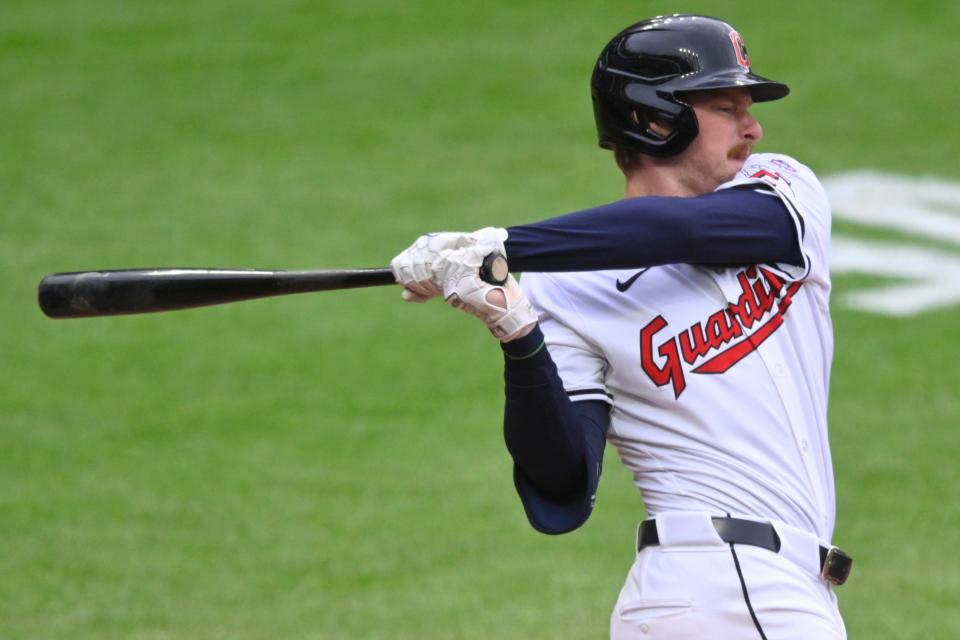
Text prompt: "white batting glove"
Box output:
[[434, 244, 538, 342], [390, 227, 507, 302]]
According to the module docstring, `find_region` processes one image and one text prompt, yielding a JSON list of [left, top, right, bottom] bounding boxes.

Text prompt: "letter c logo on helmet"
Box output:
[[591, 14, 789, 157], [729, 31, 751, 69]]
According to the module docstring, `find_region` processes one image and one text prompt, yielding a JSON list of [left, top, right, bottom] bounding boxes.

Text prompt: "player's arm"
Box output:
[[388, 189, 798, 303], [391, 240, 609, 534], [500, 326, 610, 535], [504, 186, 803, 272]]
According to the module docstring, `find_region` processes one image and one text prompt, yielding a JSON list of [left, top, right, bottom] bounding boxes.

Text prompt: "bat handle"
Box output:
[[479, 251, 509, 286]]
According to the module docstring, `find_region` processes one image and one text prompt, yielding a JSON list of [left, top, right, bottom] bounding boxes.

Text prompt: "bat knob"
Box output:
[[479, 251, 509, 286]]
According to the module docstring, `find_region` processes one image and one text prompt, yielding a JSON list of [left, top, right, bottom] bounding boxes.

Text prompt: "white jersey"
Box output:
[[521, 153, 835, 541]]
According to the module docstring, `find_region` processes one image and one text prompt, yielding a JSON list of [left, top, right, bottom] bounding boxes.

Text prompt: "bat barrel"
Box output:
[[38, 268, 397, 319], [39, 270, 274, 318]]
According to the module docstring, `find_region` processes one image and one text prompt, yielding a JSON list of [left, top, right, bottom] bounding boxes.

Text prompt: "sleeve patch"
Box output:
[[769, 157, 799, 173], [750, 169, 791, 189]]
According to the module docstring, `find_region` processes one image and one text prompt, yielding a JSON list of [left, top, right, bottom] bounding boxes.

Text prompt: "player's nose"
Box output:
[[743, 110, 763, 142]]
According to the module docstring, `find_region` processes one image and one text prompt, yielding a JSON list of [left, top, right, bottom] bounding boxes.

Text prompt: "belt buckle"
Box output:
[[821, 546, 853, 585]]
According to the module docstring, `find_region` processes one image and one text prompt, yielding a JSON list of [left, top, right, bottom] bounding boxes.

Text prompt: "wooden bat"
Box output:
[[37, 254, 509, 319]]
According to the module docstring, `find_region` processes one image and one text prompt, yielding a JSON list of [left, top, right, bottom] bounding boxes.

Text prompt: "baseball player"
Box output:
[[391, 15, 852, 639]]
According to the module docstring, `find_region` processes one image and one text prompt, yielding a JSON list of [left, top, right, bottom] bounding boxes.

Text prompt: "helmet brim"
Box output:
[[674, 71, 790, 102]]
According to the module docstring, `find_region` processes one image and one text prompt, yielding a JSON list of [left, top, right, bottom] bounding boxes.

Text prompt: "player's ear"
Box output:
[[631, 109, 675, 140]]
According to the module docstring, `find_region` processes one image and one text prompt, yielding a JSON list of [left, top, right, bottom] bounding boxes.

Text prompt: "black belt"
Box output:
[[637, 517, 853, 586]]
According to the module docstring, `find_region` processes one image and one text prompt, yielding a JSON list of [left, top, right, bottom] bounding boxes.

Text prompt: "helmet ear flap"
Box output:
[[617, 85, 699, 156], [631, 107, 676, 142]]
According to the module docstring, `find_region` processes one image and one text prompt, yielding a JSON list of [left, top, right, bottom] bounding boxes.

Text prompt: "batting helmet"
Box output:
[[591, 15, 789, 157]]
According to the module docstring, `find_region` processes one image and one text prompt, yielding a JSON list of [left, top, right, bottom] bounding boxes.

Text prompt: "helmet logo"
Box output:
[[729, 31, 751, 69]]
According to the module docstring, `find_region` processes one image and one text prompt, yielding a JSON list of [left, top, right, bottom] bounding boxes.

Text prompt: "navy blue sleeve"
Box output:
[[504, 187, 802, 272], [500, 326, 610, 535]]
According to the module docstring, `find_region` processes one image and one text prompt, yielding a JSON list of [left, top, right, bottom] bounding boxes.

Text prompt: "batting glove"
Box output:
[[390, 227, 507, 302], [434, 244, 538, 342]]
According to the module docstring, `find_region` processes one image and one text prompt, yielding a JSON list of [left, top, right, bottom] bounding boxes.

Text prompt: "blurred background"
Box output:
[[3, 1, 958, 638]]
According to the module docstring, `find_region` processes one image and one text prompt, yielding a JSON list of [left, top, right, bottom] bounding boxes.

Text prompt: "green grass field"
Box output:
[[3, 1, 959, 638]]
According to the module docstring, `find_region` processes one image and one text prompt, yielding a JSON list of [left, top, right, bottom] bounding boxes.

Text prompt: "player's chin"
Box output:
[[726, 154, 749, 175]]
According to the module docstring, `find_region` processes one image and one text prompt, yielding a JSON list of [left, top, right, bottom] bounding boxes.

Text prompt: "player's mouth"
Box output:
[[728, 144, 752, 163]]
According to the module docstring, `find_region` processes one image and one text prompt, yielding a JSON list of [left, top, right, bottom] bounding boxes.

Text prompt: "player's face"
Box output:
[[673, 88, 763, 194]]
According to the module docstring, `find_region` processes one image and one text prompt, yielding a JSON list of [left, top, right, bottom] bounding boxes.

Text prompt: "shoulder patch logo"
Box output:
[[750, 168, 787, 187], [770, 158, 798, 173]]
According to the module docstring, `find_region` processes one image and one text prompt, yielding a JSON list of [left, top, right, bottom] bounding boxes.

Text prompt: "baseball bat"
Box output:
[[38, 253, 510, 319]]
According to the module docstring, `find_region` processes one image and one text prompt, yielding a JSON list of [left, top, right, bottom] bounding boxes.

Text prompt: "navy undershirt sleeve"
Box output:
[[504, 187, 802, 272], [500, 326, 610, 535]]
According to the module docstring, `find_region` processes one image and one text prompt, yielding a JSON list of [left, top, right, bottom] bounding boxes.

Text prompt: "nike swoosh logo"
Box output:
[[615, 268, 650, 292]]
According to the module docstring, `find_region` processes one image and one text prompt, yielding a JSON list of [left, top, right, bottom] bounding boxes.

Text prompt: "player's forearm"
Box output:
[[505, 188, 802, 272], [501, 327, 605, 500]]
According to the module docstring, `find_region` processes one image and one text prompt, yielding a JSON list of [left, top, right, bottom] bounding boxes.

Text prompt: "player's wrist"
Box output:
[[501, 325, 546, 358], [501, 322, 537, 343]]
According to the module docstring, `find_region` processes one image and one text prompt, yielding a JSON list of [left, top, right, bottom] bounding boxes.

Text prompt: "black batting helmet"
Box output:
[[591, 15, 789, 157]]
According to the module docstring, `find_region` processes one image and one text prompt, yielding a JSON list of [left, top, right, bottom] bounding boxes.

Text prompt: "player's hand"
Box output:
[[433, 244, 537, 342], [390, 227, 507, 302]]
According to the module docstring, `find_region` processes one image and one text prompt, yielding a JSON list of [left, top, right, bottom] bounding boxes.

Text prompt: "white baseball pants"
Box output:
[[610, 512, 846, 639]]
